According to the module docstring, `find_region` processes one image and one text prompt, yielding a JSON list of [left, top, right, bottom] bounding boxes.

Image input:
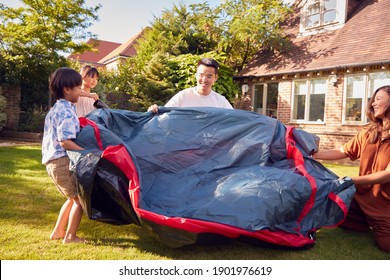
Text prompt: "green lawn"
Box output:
[[0, 145, 388, 260]]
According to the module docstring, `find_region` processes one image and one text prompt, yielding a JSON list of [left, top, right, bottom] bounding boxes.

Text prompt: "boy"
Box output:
[[42, 67, 86, 244]]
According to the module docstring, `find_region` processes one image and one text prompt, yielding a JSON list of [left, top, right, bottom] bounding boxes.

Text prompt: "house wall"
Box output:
[[0, 85, 21, 130], [286, 75, 360, 151], [245, 74, 362, 155], [277, 80, 293, 123], [104, 57, 127, 72]]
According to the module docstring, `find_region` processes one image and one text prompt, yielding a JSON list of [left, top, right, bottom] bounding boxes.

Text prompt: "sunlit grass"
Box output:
[[323, 163, 359, 178]]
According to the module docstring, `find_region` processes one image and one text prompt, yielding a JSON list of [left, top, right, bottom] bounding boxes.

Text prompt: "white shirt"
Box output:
[[165, 87, 233, 109], [75, 95, 95, 117]]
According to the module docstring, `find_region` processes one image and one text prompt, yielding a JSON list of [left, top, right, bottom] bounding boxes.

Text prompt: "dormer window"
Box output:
[[306, 0, 337, 28], [299, 0, 347, 36]]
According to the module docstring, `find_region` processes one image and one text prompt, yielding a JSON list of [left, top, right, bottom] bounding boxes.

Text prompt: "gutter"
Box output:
[[234, 59, 390, 80]]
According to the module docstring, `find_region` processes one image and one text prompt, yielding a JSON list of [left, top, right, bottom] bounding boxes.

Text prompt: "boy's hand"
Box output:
[[60, 139, 84, 151]]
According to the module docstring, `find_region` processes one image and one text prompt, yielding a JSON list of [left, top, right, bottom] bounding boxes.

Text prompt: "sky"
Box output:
[[2, 0, 222, 43], [2, 0, 295, 44]]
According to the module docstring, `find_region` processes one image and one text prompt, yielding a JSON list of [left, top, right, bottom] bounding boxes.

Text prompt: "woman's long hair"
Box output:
[[365, 85, 390, 143]]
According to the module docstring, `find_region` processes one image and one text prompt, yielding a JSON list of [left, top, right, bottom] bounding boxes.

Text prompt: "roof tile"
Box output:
[[98, 28, 149, 64], [67, 39, 121, 64], [239, 0, 390, 77]]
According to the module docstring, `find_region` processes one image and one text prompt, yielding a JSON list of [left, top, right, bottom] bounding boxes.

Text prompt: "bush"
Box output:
[[0, 93, 6, 131], [18, 105, 47, 133]]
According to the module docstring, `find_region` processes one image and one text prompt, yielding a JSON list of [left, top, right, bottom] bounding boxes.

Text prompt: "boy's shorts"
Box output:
[[46, 156, 77, 198]]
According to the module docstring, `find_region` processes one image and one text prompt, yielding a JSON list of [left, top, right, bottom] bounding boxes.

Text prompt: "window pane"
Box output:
[[312, 79, 327, 94], [309, 80, 326, 122], [308, 2, 321, 14], [294, 96, 306, 120], [369, 71, 390, 98], [307, 3, 320, 27], [325, 0, 337, 10], [346, 98, 362, 121], [324, 10, 336, 24], [307, 14, 320, 27], [297, 82, 308, 95], [266, 83, 278, 118], [367, 72, 390, 123], [293, 81, 306, 120], [345, 76, 364, 121], [254, 84, 264, 114], [309, 94, 325, 121]]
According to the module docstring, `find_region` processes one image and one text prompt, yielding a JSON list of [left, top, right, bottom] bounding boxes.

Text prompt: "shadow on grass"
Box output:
[[82, 219, 388, 260]]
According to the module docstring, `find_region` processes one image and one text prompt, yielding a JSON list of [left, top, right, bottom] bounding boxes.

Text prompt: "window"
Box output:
[[292, 79, 327, 123], [344, 75, 364, 122], [253, 83, 278, 118], [344, 71, 390, 124], [306, 0, 337, 28], [300, 0, 347, 35]]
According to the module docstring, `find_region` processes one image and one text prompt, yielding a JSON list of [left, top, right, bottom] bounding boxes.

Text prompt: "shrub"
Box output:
[[18, 105, 47, 133], [0, 93, 7, 131]]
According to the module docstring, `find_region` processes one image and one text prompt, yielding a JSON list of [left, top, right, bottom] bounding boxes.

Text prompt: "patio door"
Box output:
[[253, 83, 278, 118]]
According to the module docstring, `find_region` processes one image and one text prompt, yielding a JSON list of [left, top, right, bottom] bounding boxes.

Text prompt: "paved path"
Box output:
[[0, 139, 41, 147]]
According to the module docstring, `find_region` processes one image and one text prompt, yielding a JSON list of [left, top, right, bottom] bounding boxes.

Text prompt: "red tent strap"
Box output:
[[101, 144, 140, 209], [285, 126, 318, 225], [79, 117, 103, 150], [326, 192, 349, 227]]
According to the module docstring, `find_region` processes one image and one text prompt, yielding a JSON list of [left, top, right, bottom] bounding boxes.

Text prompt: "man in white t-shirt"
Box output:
[[148, 58, 233, 112]]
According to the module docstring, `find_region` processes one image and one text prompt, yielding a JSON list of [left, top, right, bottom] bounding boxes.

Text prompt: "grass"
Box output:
[[0, 145, 388, 260]]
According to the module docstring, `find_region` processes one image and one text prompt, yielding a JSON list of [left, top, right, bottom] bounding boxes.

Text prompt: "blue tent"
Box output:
[[69, 107, 355, 248]]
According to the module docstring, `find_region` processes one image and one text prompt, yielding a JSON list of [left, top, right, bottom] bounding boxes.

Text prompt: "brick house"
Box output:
[[235, 0, 390, 151], [67, 28, 148, 71], [97, 28, 148, 71], [67, 39, 121, 69]]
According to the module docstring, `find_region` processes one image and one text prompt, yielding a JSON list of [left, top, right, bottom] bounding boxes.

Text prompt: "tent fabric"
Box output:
[[69, 107, 355, 248]]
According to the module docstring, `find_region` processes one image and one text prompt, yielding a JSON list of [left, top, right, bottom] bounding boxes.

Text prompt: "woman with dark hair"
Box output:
[[314, 85, 390, 252]]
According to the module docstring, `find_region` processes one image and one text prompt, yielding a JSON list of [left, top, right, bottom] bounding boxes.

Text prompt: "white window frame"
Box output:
[[343, 71, 390, 124], [291, 78, 327, 124], [299, 0, 347, 36], [252, 83, 278, 117]]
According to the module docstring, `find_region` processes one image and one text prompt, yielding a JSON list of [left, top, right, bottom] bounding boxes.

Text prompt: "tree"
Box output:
[[102, 53, 176, 111], [0, 92, 6, 131], [101, 51, 239, 112], [0, 0, 100, 66], [0, 0, 101, 114], [105, 1, 291, 110], [217, 0, 291, 71], [135, 2, 220, 69], [135, 0, 291, 72]]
